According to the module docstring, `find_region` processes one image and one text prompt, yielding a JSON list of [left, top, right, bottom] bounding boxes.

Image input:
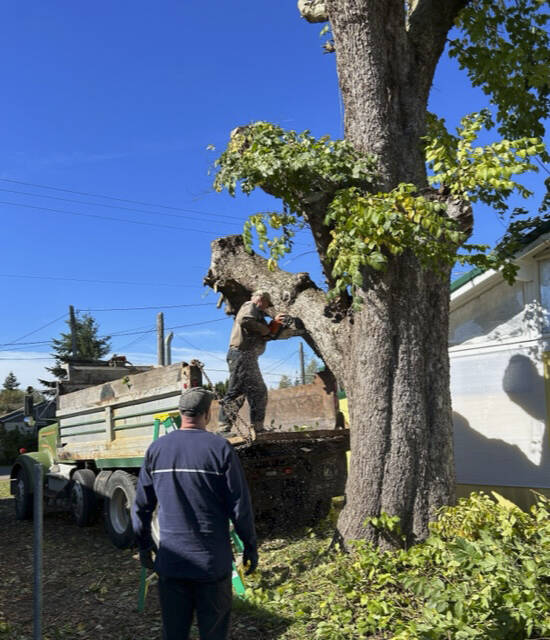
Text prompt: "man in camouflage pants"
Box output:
[[218, 290, 286, 435]]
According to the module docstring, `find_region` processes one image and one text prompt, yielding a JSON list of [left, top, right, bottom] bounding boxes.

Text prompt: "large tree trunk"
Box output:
[[337, 256, 455, 547], [324, 0, 463, 544], [207, 0, 471, 546]]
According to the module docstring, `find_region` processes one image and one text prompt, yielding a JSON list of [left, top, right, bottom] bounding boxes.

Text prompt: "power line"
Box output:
[[0, 177, 244, 221], [0, 316, 229, 347], [0, 357, 55, 361], [0, 187, 243, 226], [7, 312, 67, 345], [78, 303, 216, 312], [114, 330, 155, 352], [264, 350, 299, 375], [109, 316, 230, 338], [0, 200, 226, 235], [0, 340, 53, 347], [205, 367, 289, 380], [0, 273, 201, 288], [175, 334, 228, 364]]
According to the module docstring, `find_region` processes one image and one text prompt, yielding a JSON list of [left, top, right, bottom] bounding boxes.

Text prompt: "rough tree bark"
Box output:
[[206, 0, 472, 546]]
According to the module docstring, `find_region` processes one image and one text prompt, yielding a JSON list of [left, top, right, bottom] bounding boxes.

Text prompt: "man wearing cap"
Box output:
[[131, 387, 258, 640], [218, 290, 286, 435]]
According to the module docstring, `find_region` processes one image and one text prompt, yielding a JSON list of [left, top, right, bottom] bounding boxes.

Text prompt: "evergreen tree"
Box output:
[[0, 372, 24, 414], [3, 371, 20, 390], [304, 357, 320, 384], [278, 374, 293, 389], [214, 379, 229, 396], [39, 313, 111, 395]]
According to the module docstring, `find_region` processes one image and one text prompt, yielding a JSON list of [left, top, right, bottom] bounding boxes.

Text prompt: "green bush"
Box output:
[[248, 493, 550, 639], [0, 425, 37, 465]]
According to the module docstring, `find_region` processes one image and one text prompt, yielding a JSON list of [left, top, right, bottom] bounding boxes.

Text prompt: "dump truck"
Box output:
[[10, 360, 349, 547]]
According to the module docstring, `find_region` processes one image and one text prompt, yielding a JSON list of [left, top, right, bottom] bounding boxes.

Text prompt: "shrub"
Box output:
[[0, 425, 37, 465], [248, 493, 550, 639]]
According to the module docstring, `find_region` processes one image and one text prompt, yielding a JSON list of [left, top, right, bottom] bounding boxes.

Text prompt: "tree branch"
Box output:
[[297, 0, 328, 23], [407, 0, 471, 102], [204, 235, 352, 380]]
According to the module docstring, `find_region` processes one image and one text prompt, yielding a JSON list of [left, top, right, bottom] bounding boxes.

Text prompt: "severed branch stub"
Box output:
[[297, 0, 328, 23], [204, 234, 348, 365]]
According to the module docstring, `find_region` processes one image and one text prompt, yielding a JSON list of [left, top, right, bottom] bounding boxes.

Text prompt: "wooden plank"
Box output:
[[57, 362, 185, 416], [228, 428, 349, 446]]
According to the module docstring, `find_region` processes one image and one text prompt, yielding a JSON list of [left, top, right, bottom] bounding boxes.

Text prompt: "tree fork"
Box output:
[[204, 235, 352, 381]]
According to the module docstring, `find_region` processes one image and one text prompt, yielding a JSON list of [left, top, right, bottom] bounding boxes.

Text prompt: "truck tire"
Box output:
[[14, 468, 33, 521], [104, 470, 137, 549], [70, 469, 97, 527], [93, 470, 112, 500]]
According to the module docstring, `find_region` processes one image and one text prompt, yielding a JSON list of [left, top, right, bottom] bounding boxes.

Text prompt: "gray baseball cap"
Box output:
[[178, 388, 214, 416], [252, 290, 273, 307]]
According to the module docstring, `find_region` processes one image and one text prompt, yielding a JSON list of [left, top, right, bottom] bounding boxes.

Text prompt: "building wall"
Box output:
[[450, 251, 550, 490]]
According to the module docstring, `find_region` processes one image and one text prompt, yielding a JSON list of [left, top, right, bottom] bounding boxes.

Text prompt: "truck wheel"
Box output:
[[93, 470, 112, 500], [14, 468, 33, 521], [70, 469, 97, 527], [104, 471, 137, 549]]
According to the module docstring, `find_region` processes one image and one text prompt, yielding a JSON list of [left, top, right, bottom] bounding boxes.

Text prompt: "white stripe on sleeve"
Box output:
[[152, 468, 222, 477]]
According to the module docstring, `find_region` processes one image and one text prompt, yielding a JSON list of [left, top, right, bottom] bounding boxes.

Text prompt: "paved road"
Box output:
[[0, 466, 11, 481]]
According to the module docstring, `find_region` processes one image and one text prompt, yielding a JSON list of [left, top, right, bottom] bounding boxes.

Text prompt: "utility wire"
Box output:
[[0, 316, 229, 347], [114, 330, 155, 352], [0, 201, 226, 235], [0, 356, 55, 361], [205, 367, 288, 380], [0, 339, 56, 347], [264, 349, 299, 375], [0, 187, 243, 226], [0, 273, 200, 288], [175, 334, 228, 364], [108, 316, 230, 338], [0, 177, 244, 220], [78, 303, 216, 312], [7, 312, 68, 345]]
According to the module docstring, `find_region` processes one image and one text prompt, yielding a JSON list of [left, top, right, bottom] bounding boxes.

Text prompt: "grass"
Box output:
[[0, 479, 10, 499]]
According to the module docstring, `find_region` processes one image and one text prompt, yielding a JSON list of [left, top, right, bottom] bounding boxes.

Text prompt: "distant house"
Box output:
[[450, 223, 550, 507], [0, 400, 56, 434]]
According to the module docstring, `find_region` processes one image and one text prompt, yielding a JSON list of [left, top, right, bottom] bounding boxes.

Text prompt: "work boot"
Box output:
[[251, 423, 267, 434]]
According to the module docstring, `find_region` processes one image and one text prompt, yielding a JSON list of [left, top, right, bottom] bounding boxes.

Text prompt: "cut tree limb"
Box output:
[[204, 235, 351, 381]]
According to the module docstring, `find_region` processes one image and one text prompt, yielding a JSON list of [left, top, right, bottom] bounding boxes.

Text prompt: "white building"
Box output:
[[450, 225, 550, 507]]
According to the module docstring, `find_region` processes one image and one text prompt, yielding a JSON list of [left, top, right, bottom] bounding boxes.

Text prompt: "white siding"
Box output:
[[451, 346, 549, 488]]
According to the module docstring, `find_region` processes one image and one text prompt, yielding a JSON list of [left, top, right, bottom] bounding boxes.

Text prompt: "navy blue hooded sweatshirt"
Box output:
[[131, 428, 257, 581]]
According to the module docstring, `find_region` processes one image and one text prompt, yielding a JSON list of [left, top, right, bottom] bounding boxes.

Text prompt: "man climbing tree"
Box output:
[[40, 312, 111, 396], [205, 0, 549, 546]]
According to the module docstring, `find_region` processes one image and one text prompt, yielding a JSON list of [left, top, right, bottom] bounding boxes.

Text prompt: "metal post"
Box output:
[[299, 342, 306, 385], [157, 313, 165, 366], [33, 463, 43, 640], [69, 305, 77, 358], [165, 331, 174, 366]]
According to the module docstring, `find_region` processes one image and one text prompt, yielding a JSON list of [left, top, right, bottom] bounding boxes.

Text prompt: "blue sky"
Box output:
[[0, 1, 547, 391]]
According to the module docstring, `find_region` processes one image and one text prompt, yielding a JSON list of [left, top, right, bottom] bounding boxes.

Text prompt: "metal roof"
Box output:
[[450, 218, 550, 294]]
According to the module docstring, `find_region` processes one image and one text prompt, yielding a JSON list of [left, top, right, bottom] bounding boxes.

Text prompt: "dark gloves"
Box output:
[[139, 546, 156, 570], [243, 546, 258, 575]]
